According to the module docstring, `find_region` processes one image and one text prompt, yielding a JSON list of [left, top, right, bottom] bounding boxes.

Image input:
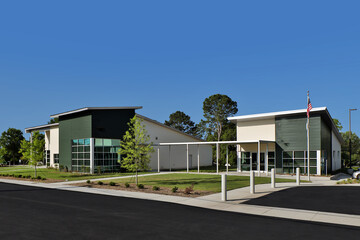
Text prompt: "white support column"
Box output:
[[265, 143, 268, 175], [157, 147, 160, 173], [250, 170, 255, 194], [226, 145, 229, 173], [238, 144, 242, 172], [169, 146, 171, 172], [197, 145, 200, 173], [216, 143, 219, 174], [90, 138, 94, 174], [296, 167, 300, 186], [186, 144, 189, 173], [257, 141, 260, 176], [221, 174, 227, 201], [271, 168, 276, 188]]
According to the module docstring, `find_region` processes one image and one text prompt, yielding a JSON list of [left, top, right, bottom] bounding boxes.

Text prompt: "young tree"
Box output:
[[0, 128, 25, 165], [118, 116, 154, 185], [48, 118, 59, 124], [201, 94, 238, 141], [341, 131, 360, 167], [333, 118, 343, 131], [19, 131, 45, 177], [164, 111, 198, 136]]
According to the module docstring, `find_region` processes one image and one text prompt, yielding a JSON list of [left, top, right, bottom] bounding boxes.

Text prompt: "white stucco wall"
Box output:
[[236, 118, 275, 142], [331, 131, 342, 171], [142, 118, 213, 170], [46, 127, 59, 166]]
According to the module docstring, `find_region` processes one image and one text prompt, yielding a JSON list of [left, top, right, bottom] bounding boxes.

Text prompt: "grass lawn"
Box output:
[[103, 173, 298, 192], [0, 166, 150, 181], [180, 165, 238, 173]]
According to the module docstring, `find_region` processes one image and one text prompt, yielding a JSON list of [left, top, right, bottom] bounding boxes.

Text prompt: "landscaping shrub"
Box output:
[[184, 184, 194, 194], [125, 183, 130, 188], [26, 175, 31, 179], [37, 176, 42, 180], [22, 175, 26, 178], [152, 186, 160, 191], [97, 166, 102, 174], [172, 186, 178, 193], [109, 182, 116, 186], [86, 180, 91, 184], [42, 177, 46, 180], [17, 174, 22, 178], [137, 184, 144, 189], [59, 165, 64, 172], [98, 181, 103, 185]]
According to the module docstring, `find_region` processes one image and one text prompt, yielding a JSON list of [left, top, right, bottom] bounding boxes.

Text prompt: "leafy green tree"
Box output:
[[341, 131, 360, 167], [201, 94, 238, 141], [164, 111, 198, 136], [333, 118, 343, 131], [48, 118, 59, 124], [0, 128, 25, 165], [118, 116, 154, 185], [19, 131, 45, 177]]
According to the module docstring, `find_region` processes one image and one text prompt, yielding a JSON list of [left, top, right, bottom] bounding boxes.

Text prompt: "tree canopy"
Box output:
[[333, 118, 343, 131], [48, 118, 59, 124], [0, 128, 25, 164], [118, 116, 154, 185], [164, 111, 198, 136], [341, 131, 360, 167], [19, 131, 45, 177]]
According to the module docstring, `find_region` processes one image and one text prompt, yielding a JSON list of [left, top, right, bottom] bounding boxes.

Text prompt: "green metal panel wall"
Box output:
[[275, 114, 321, 171], [91, 109, 135, 139], [321, 118, 332, 173], [59, 113, 92, 169]]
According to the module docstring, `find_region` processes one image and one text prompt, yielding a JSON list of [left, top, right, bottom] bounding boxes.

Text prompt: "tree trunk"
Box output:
[[135, 169, 138, 185]]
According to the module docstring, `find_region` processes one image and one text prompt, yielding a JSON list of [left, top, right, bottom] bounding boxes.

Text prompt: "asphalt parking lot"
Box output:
[[0, 182, 359, 239], [244, 186, 360, 215]]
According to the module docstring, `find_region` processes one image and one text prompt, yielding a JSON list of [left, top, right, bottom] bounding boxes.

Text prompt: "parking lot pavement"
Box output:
[[0, 182, 359, 240], [244, 186, 360, 215]]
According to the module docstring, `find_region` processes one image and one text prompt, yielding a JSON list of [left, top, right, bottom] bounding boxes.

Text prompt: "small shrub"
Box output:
[[109, 181, 116, 186], [31, 177, 36, 180], [152, 186, 160, 191], [98, 181, 103, 185], [37, 176, 42, 180], [17, 175, 22, 178], [59, 165, 64, 172], [26, 175, 31, 179], [97, 166, 102, 175], [172, 186, 178, 193], [86, 180, 91, 184], [137, 184, 144, 189], [22, 175, 26, 178], [184, 184, 194, 194], [42, 177, 46, 180], [125, 183, 130, 188]]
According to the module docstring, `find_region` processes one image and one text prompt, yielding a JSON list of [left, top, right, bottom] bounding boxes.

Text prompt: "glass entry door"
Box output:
[[251, 153, 257, 171], [251, 152, 265, 171]]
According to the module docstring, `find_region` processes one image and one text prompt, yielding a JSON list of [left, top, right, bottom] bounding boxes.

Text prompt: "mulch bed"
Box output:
[[0, 176, 62, 183], [71, 182, 214, 198]]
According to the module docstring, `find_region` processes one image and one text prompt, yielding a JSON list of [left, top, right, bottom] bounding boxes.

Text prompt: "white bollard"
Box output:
[[250, 171, 255, 194], [271, 168, 276, 188], [296, 167, 300, 186], [221, 174, 227, 201]]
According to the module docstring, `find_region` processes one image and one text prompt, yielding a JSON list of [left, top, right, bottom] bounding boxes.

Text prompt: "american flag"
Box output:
[[307, 97, 312, 118]]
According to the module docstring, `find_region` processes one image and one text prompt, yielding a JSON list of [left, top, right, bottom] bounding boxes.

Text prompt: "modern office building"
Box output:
[[25, 107, 212, 173], [228, 107, 343, 175]]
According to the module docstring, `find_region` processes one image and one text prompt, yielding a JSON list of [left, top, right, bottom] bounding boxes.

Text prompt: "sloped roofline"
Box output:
[[50, 106, 143, 118], [25, 123, 59, 133]]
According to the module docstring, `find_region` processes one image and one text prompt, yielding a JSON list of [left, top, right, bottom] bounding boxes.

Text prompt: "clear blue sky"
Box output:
[[1, 1, 359, 137]]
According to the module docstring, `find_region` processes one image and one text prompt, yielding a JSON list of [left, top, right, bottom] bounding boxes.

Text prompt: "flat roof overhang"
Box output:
[[25, 123, 59, 133], [154, 140, 275, 146], [50, 106, 143, 118]]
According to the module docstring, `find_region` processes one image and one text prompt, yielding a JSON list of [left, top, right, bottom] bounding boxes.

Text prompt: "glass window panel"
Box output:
[[78, 153, 84, 159], [71, 160, 77, 165], [283, 151, 293, 158], [268, 152, 275, 158], [310, 167, 317, 174], [294, 151, 304, 158], [77, 146, 84, 152], [112, 139, 121, 146], [242, 152, 250, 158], [84, 138, 90, 145], [95, 147, 103, 153], [306, 151, 317, 158], [72, 147, 77, 153], [72, 139, 78, 145], [78, 160, 84, 166], [294, 159, 304, 167], [84, 153, 90, 159], [71, 153, 77, 159], [310, 159, 317, 166], [103, 139, 112, 146], [84, 146, 90, 152], [78, 139, 85, 145], [104, 146, 111, 153], [95, 139, 103, 146], [84, 160, 90, 166], [268, 159, 275, 165]]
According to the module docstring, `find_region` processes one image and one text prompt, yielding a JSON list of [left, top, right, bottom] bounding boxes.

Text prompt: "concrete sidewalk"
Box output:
[[0, 177, 359, 228]]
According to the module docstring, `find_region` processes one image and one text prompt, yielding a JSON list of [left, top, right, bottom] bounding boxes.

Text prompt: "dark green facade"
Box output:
[[58, 109, 135, 169], [275, 112, 332, 174]]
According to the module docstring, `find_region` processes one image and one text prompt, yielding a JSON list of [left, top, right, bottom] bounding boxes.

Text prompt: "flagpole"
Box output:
[[307, 91, 310, 181]]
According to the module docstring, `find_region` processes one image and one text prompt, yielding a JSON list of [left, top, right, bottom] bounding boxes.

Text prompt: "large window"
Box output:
[[268, 152, 275, 171], [240, 152, 275, 171], [71, 139, 91, 172], [94, 138, 121, 173], [282, 150, 317, 174]]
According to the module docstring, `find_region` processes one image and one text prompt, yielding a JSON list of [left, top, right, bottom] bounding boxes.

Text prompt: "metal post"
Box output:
[[296, 167, 300, 186], [226, 145, 229, 173], [271, 168, 275, 188], [157, 147, 160, 173], [197, 145, 200, 173], [216, 143, 219, 174], [250, 170, 255, 194], [265, 144, 268, 175], [257, 141, 260, 176], [186, 144, 189, 173], [221, 174, 227, 201], [169, 145, 171, 172], [239, 145, 242, 172]]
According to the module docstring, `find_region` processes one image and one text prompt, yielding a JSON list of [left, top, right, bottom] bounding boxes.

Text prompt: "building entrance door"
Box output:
[[251, 153, 257, 171], [251, 152, 265, 171]]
